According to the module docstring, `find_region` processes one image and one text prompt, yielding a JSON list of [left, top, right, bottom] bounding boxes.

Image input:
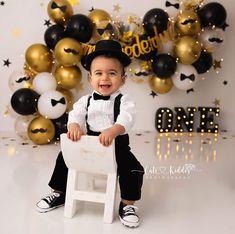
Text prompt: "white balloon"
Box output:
[[8, 70, 32, 92], [199, 27, 225, 52], [172, 64, 198, 90], [33, 72, 57, 95], [37, 90, 67, 119], [14, 116, 34, 140]]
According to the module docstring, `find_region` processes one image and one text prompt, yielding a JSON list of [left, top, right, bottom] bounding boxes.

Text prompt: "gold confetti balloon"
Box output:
[[174, 36, 201, 64], [25, 44, 53, 73], [175, 10, 201, 36], [55, 65, 82, 89], [47, 0, 73, 24], [92, 20, 120, 42], [54, 38, 83, 66], [88, 9, 112, 25], [57, 88, 74, 111], [117, 13, 142, 43], [148, 75, 173, 94], [28, 116, 55, 145]]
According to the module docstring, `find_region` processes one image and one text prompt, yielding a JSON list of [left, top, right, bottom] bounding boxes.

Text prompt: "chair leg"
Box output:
[[103, 173, 117, 223], [64, 169, 78, 218]]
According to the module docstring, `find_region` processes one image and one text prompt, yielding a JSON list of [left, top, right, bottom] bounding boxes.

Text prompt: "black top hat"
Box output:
[[83, 40, 131, 71]]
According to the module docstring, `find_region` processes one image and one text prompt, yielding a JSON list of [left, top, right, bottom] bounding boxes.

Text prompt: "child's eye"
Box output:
[[95, 72, 102, 75], [109, 72, 116, 76]]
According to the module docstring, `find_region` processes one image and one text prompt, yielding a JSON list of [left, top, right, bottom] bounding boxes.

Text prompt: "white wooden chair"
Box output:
[[60, 133, 117, 223]]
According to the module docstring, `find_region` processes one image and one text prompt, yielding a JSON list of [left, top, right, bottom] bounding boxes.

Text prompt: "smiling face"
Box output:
[[88, 56, 125, 96]]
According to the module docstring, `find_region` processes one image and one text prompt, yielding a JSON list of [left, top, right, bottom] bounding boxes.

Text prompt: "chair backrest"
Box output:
[[60, 134, 116, 174]]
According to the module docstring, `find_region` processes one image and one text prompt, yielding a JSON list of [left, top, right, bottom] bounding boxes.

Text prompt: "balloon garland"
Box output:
[[8, 0, 228, 144]]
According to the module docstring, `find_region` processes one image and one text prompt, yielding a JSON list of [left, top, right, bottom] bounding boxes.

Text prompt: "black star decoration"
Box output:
[[3, 59, 11, 67], [44, 19, 52, 27], [89, 7, 94, 12], [150, 91, 157, 98], [221, 22, 229, 31], [0, 1, 5, 6]]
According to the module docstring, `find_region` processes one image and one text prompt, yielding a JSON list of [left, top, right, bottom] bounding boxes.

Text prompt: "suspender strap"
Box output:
[[114, 93, 123, 122], [85, 95, 92, 132]]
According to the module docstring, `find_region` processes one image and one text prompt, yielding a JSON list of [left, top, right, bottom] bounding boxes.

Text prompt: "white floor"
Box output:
[[1, 130, 235, 234]]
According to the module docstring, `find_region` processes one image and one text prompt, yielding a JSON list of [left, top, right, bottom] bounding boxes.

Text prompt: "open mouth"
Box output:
[[100, 84, 111, 88]]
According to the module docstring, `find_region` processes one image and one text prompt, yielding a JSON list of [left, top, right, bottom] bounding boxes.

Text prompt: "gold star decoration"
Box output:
[[113, 4, 121, 12], [213, 59, 222, 70], [68, 0, 79, 6], [11, 28, 22, 38], [127, 16, 136, 24], [213, 98, 220, 106]]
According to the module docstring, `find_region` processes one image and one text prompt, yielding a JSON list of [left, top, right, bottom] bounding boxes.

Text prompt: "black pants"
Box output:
[[49, 133, 144, 201]]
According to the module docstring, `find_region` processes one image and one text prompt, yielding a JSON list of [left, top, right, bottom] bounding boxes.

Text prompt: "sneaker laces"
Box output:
[[43, 192, 60, 204], [123, 205, 139, 215]]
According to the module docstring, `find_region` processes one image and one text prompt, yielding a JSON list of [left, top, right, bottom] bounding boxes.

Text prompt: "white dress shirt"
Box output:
[[67, 90, 136, 133]]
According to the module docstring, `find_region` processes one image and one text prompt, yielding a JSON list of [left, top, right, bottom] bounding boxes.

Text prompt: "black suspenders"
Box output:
[[85, 93, 123, 133]]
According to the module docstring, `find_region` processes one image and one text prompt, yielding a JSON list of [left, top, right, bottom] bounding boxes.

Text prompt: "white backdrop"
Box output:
[[0, 0, 234, 132]]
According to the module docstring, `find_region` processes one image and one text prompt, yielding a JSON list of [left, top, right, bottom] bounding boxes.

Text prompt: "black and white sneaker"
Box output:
[[119, 202, 139, 228], [36, 191, 65, 213]]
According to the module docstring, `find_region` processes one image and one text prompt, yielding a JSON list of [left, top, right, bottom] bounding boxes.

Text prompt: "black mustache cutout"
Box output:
[[51, 1, 67, 13], [51, 97, 66, 106], [208, 37, 223, 43], [97, 23, 113, 35], [181, 19, 196, 25], [64, 48, 80, 55], [165, 1, 180, 9], [15, 76, 30, 83], [31, 128, 47, 133], [180, 74, 195, 81], [135, 71, 149, 76], [186, 88, 194, 94]]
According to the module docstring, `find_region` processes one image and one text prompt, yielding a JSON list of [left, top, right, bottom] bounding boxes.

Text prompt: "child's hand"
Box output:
[[67, 123, 85, 141], [99, 129, 116, 147], [99, 124, 125, 146]]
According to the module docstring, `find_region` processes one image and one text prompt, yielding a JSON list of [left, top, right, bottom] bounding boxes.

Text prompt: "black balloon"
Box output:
[[198, 2, 227, 28], [11, 88, 39, 115], [44, 24, 65, 50], [143, 8, 169, 36], [52, 112, 68, 140], [66, 14, 93, 43], [131, 34, 158, 61], [152, 54, 177, 79], [192, 51, 213, 74]]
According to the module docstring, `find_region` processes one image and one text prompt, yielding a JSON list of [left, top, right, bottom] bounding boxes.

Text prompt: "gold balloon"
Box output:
[[28, 116, 55, 145], [47, 0, 73, 24], [88, 9, 112, 25], [25, 44, 53, 73], [54, 38, 83, 66], [148, 75, 173, 94], [92, 21, 120, 42], [55, 65, 82, 89], [57, 88, 74, 111], [174, 36, 201, 64], [175, 10, 201, 36]]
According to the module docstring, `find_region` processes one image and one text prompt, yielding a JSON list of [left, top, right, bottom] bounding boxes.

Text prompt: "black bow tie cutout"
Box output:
[[51, 97, 66, 106], [51, 1, 67, 13], [93, 93, 110, 101], [165, 1, 180, 9], [180, 74, 195, 82]]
